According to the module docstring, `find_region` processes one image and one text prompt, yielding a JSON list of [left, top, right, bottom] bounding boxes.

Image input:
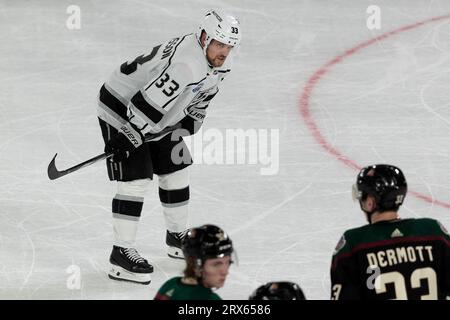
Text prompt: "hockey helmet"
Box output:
[[352, 164, 407, 213], [249, 281, 306, 300], [196, 9, 241, 53], [182, 224, 233, 263]]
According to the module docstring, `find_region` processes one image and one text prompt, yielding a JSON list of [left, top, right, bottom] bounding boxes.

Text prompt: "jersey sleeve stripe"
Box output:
[[129, 103, 157, 128], [161, 92, 181, 109], [186, 77, 207, 87], [203, 90, 218, 102], [154, 293, 170, 300], [99, 85, 128, 119], [104, 83, 130, 108], [130, 91, 166, 124], [140, 91, 167, 114], [97, 100, 127, 129]]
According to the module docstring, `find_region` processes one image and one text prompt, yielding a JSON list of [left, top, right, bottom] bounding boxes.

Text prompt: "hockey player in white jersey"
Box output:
[[96, 10, 241, 284]]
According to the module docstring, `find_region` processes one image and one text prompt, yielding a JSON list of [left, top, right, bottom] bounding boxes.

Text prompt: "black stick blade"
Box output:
[[47, 153, 65, 180], [46, 123, 182, 181]]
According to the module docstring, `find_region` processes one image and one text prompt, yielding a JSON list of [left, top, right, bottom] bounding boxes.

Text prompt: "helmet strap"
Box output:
[[204, 36, 215, 69], [203, 35, 212, 56], [198, 31, 214, 68]]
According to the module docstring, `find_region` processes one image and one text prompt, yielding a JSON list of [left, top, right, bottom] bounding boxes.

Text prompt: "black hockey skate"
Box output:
[[108, 246, 153, 285], [166, 230, 188, 259]]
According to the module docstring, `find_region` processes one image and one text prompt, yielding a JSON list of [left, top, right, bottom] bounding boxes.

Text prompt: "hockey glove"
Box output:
[[105, 124, 144, 162], [104, 132, 136, 162]]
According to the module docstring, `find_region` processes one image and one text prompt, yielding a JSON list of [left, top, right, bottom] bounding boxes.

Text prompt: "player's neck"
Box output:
[[181, 277, 199, 286], [370, 211, 400, 224]]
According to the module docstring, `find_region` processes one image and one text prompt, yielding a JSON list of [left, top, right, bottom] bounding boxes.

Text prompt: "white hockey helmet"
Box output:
[[196, 10, 242, 52]]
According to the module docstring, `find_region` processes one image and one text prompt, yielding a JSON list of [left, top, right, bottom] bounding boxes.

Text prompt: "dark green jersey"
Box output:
[[154, 277, 222, 300], [330, 218, 450, 300]]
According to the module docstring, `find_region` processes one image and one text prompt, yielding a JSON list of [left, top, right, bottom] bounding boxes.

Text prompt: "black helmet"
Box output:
[[182, 224, 233, 262], [353, 164, 407, 213], [249, 281, 306, 300]]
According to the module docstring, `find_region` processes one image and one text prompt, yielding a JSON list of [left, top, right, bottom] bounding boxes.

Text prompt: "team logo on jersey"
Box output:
[[390, 228, 403, 238], [192, 83, 204, 93], [333, 235, 346, 255]]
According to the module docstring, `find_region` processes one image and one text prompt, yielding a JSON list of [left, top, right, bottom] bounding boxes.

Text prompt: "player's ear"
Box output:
[[200, 30, 207, 47], [367, 195, 377, 211]]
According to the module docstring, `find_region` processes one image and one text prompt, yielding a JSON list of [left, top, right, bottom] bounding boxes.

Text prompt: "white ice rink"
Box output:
[[1, 0, 450, 299]]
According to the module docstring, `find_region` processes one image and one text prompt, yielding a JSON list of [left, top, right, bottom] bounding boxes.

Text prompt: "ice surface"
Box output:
[[0, 0, 449, 299]]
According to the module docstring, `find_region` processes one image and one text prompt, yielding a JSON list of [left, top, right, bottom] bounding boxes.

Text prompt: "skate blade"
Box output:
[[108, 264, 151, 285], [167, 246, 185, 260]]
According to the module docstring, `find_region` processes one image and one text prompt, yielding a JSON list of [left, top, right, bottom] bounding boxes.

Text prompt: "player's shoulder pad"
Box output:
[[158, 276, 180, 292], [434, 219, 450, 239], [211, 292, 222, 300], [332, 224, 368, 257], [166, 61, 195, 83], [169, 37, 205, 82], [333, 233, 348, 256], [415, 218, 450, 238]]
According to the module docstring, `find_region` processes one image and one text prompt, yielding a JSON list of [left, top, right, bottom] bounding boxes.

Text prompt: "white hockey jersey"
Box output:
[[97, 33, 232, 146]]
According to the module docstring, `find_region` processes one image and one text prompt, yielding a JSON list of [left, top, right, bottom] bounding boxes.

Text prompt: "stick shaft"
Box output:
[[48, 124, 182, 180]]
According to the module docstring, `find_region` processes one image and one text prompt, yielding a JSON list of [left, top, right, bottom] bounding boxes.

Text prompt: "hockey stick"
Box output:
[[47, 123, 182, 180]]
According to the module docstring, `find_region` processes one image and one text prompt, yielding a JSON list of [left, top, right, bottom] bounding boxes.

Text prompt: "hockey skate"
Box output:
[[166, 230, 188, 259], [108, 246, 153, 285]]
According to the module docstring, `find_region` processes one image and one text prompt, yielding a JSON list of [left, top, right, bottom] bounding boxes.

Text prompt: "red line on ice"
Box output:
[[299, 13, 450, 209]]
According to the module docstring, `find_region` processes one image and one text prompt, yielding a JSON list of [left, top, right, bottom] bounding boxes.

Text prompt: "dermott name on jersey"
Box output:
[[366, 245, 434, 268]]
